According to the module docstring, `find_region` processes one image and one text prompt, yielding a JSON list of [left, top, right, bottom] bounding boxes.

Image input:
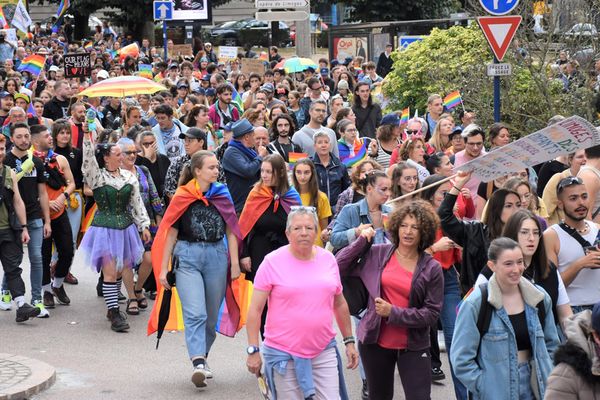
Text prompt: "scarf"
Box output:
[[148, 180, 243, 337], [238, 184, 301, 239], [228, 139, 258, 160]]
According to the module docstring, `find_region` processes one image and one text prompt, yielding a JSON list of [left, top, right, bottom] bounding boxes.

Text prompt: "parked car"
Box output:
[[564, 23, 598, 37], [209, 18, 291, 47]]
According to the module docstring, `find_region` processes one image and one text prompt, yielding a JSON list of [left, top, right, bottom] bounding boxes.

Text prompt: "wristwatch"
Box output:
[[246, 345, 260, 355]]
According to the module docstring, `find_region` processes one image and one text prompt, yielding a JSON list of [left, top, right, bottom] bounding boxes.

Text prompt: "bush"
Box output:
[[383, 24, 596, 135]]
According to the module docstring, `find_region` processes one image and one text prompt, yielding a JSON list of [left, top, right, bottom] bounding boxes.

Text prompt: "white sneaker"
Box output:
[[204, 361, 213, 379], [438, 330, 446, 352], [0, 290, 12, 311], [191, 364, 208, 387], [33, 300, 50, 318]]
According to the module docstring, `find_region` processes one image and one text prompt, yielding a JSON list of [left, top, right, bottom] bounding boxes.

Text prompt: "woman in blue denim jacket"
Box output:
[[451, 238, 560, 400]]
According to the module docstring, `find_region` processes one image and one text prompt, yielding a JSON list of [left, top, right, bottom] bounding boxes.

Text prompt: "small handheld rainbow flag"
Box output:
[[138, 64, 153, 79], [288, 152, 308, 168], [0, 7, 9, 29], [17, 54, 46, 76], [83, 41, 93, 51], [400, 107, 410, 125], [443, 90, 462, 110], [342, 139, 368, 168]]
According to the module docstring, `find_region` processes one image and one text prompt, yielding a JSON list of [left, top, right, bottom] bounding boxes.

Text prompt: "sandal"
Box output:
[[126, 299, 139, 315], [134, 289, 148, 309]]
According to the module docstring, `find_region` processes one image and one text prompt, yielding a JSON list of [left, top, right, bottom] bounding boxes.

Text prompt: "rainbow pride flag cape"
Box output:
[[443, 90, 462, 110], [17, 54, 46, 76], [400, 107, 410, 125]]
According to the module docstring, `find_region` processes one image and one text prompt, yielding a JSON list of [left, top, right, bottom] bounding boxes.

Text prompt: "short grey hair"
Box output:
[[286, 207, 319, 233], [313, 130, 330, 144], [9, 106, 25, 116]]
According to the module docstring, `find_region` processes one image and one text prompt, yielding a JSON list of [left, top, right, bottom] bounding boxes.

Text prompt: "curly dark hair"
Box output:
[[387, 199, 440, 252]]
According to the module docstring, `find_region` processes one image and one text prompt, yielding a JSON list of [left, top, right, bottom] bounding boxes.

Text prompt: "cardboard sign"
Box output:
[[64, 53, 92, 78], [218, 46, 238, 61], [171, 44, 193, 57], [455, 116, 600, 182], [241, 58, 266, 76], [0, 28, 17, 44]]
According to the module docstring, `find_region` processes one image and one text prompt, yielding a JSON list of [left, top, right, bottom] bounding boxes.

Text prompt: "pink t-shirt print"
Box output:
[[254, 245, 343, 359]]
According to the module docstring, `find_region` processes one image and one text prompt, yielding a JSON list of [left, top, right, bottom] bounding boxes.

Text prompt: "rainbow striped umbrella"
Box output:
[[77, 76, 166, 98], [283, 57, 318, 73]]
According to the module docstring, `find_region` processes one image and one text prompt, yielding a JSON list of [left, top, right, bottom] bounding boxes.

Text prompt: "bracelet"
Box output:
[[343, 336, 355, 345]]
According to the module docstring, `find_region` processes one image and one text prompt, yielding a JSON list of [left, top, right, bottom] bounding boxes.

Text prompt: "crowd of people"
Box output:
[[1, 22, 600, 400]]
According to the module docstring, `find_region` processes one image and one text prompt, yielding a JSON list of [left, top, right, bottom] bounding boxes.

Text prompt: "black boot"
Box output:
[[108, 308, 129, 332]]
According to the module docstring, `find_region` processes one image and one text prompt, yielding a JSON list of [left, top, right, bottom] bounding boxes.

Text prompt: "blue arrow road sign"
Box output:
[[153, 1, 173, 20], [479, 0, 520, 15]]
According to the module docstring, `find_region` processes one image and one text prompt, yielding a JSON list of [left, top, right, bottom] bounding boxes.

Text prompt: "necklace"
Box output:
[[564, 221, 589, 234], [105, 167, 118, 173], [395, 248, 417, 260]]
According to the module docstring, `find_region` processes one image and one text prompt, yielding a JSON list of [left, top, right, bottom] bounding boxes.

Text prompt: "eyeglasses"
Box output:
[[557, 176, 583, 194], [466, 141, 484, 147], [123, 151, 137, 155], [310, 86, 322, 91]]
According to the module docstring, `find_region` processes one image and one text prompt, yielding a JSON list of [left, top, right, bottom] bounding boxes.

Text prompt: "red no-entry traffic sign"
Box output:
[[477, 15, 522, 61]]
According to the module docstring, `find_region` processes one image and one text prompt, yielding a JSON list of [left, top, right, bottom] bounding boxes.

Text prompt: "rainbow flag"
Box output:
[[0, 7, 9, 29], [288, 152, 308, 165], [17, 54, 46, 76], [342, 139, 368, 167], [231, 86, 243, 113], [443, 90, 462, 110], [118, 42, 139, 62], [138, 64, 153, 79], [51, 0, 70, 32], [27, 102, 36, 117], [84, 41, 93, 51], [400, 107, 410, 125], [106, 50, 118, 60]]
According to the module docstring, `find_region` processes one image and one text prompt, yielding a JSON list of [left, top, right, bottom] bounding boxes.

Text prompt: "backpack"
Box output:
[[340, 239, 372, 318]]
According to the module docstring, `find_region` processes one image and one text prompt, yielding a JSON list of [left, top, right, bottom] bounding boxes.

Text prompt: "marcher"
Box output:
[[246, 206, 359, 399], [336, 199, 444, 400], [154, 151, 241, 388], [451, 237, 560, 400]]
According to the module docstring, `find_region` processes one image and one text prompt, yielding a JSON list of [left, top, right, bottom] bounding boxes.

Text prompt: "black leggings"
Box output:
[[42, 212, 74, 285], [359, 342, 432, 400]]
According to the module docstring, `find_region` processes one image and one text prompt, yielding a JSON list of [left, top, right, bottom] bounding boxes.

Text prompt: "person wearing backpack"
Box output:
[[335, 199, 444, 400], [451, 238, 559, 400]]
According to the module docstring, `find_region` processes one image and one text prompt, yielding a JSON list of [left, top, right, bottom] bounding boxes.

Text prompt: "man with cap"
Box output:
[[163, 127, 207, 199], [376, 43, 394, 78], [166, 63, 179, 86], [96, 69, 110, 82], [221, 119, 267, 214], [321, 67, 335, 92], [204, 42, 218, 63], [304, 66, 316, 81], [546, 301, 600, 397], [258, 83, 284, 110]]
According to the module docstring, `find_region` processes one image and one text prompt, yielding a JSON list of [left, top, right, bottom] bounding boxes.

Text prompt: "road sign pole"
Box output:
[[163, 20, 168, 60], [494, 56, 500, 122], [295, 0, 311, 57]]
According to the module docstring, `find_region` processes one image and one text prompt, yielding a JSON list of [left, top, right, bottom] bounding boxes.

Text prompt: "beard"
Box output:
[[564, 207, 588, 222]]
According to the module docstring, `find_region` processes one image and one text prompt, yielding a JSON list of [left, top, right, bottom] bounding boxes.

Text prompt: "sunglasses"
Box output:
[[123, 151, 137, 155], [290, 205, 317, 214], [405, 129, 420, 135], [557, 176, 583, 194], [142, 142, 155, 148]]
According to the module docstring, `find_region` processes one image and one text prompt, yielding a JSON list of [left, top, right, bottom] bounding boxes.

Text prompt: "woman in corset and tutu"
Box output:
[[80, 130, 151, 332]]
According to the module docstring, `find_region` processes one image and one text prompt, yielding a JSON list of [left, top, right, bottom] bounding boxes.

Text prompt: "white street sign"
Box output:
[[256, 0, 308, 8], [255, 10, 309, 21], [487, 63, 512, 76]]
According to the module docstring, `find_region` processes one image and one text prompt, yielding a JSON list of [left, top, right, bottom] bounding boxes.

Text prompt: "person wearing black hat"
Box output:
[[163, 128, 207, 200], [221, 119, 268, 214], [376, 43, 394, 78], [546, 302, 600, 398]]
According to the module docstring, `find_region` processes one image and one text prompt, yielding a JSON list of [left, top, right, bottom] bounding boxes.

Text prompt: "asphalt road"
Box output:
[[0, 249, 456, 399]]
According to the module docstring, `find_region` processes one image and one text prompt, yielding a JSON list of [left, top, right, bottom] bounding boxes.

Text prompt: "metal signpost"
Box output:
[[478, 0, 520, 122], [154, 1, 173, 60], [255, 0, 311, 57]]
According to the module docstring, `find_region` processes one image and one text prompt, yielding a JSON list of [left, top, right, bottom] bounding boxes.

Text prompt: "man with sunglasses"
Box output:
[[545, 176, 600, 313], [299, 77, 329, 125], [136, 131, 171, 200]]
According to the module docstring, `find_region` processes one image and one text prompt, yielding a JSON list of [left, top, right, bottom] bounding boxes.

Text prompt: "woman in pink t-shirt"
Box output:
[[246, 207, 359, 399]]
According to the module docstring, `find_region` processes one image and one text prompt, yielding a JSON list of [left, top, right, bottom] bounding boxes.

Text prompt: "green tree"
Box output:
[[383, 23, 596, 135]]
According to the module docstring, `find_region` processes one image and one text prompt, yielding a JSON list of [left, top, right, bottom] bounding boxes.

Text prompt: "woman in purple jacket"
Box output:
[[336, 199, 444, 400]]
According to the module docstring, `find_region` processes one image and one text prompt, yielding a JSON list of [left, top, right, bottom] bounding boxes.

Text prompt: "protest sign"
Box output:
[[455, 116, 599, 182], [64, 53, 92, 78], [241, 59, 265, 76], [218, 46, 238, 61], [171, 44, 193, 57]]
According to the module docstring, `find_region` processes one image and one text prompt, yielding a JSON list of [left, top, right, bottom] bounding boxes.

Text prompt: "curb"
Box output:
[[0, 353, 56, 400]]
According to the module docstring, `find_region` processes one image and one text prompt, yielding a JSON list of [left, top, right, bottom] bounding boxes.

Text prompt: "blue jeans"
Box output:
[[518, 362, 535, 400], [441, 266, 467, 400], [572, 305, 594, 314], [174, 239, 228, 360], [2, 219, 43, 302]]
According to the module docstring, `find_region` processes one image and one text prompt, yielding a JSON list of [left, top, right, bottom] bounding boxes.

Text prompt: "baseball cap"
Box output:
[[179, 127, 207, 141], [192, 87, 206, 95], [168, 62, 178, 70], [202, 74, 211, 82], [97, 70, 109, 79], [320, 67, 329, 76], [260, 83, 274, 93], [0, 91, 14, 99], [449, 126, 463, 140], [381, 113, 400, 126], [176, 81, 189, 89], [305, 66, 315, 73], [205, 88, 216, 97], [49, 65, 60, 72]]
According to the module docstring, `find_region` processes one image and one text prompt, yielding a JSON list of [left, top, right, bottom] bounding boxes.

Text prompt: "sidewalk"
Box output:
[[0, 354, 55, 400]]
